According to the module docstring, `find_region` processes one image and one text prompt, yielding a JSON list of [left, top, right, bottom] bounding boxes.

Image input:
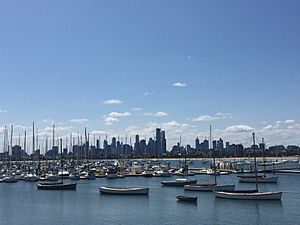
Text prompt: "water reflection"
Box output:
[[213, 198, 283, 225]]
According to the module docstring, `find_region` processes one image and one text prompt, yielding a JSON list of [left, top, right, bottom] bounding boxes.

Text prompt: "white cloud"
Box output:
[[133, 108, 142, 111], [284, 119, 295, 124], [103, 99, 123, 105], [90, 130, 107, 135], [43, 119, 55, 124], [155, 112, 168, 117], [125, 125, 141, 134], [162, 121, 189, 129], [144, 111, 168, 117], [14, 125, 29, 130], [262, 124, 273, 130], [225, 125, 254, 133], [69, 118, 88, 124], [104, 117, 118, 125], [192, 115, 216, 122], [192, 113, 232, 122], [0, 109, 7, 113], [144, 92, 149, 96], [173, 82, 187, 87], [108, 112, 131, 117], [44, 126, 74, 132]]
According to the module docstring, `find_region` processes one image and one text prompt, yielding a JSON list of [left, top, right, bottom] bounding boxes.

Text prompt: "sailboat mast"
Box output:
[[45, 134, 48, 164], [32, 122, 35, 157], [85, 127, 88, 163], [10, 124, 13, 156], [262, 138, 266, 177], [9, 124, 13, 174], [2, 126, 6, 159], [52, 124, 55, 148], [60, 138, 63, 183], [252, 132, 258, 191], [209, 125, 212, 150], [24, 131, 26, 158], [24, 131, 27, 169], [52, 124, 55, 162]]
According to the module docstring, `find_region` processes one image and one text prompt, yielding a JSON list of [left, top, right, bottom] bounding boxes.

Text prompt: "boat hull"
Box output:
[[161, 179, 197, 186], [239, 176, 278, 183], [176, 195, 197, 202], [37, 182, 77, 190], [3, 176, 19, 183], [214, 191, 282, 200], [99, 186, 149, 195], [184, 184, 235, 191]]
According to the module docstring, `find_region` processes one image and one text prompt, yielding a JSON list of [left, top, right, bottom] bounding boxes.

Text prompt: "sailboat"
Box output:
[[25, 122, 39, 182], [214, 133, 282, 200], [3, 125, 19, 183], [161, 137, 197, 186], [184, 126, 235, 191], [238, 138, 278, 183], [37, 138, 77, 190]]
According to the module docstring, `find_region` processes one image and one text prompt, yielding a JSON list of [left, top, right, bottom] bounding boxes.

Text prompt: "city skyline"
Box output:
[[0, 1, 300, 149], [3, 124, 298, 160]]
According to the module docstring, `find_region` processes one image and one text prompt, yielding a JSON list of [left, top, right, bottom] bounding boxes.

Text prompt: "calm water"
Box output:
[[0, 163, 299, 225]]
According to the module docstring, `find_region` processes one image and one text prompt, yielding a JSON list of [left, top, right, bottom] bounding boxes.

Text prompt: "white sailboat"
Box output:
[[238, 138, 278, 183], [25, 122, 39, 182], [37, 138, 77, 190], [3, 125, 19, 183], [214, 133, 282, 200], [185, 126, 235, 192]]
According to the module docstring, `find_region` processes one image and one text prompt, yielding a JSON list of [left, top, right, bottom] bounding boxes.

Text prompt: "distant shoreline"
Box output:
[[144, 156, 299, 161]]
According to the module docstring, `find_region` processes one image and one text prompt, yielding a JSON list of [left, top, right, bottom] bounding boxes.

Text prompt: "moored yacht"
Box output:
[[161, 178, 197, 186], [214, 133, 282, 200], [184, 183, 235, 191], [99, 186, 149, 195]]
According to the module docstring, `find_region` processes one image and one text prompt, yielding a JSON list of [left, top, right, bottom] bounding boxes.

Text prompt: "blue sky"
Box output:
[[0, 0, 300, 153]]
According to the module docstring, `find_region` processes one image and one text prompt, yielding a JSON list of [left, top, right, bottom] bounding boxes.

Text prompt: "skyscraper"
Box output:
[[134, 135, 140, 154], [195, 137, 200, 150], [161, 131, 166, 153], [155, 128, 161, 157]]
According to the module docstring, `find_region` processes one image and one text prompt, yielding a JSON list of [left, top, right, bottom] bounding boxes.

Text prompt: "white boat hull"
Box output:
[[3, 176, 19, 183], [214, 191, 282, 200], [184, 184, 235, 192], [161, 179, 197, 186], [99, 186, 149, 195], [239, 176, 278, 183]]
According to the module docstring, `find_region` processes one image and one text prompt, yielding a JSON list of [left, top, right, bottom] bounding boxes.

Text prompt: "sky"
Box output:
[[0, 0, 300, 153]]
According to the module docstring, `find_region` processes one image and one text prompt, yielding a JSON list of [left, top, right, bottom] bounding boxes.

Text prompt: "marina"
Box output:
[[0, 160, 298, 225], [1, 0, 299, 224]]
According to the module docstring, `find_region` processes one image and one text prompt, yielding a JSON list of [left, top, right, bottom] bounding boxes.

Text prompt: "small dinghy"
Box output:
[[176, 195, 197, 202]]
